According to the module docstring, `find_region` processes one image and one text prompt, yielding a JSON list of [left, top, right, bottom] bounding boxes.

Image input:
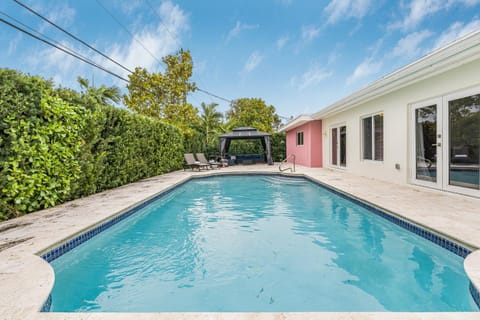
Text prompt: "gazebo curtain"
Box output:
[[220, 136, 273, 165]]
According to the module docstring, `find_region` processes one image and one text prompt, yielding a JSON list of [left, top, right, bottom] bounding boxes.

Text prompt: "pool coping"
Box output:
[[1, 166, 480, 320]]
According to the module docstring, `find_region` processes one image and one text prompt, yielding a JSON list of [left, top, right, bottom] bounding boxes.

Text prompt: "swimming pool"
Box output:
[[46, 175, 479, 312]]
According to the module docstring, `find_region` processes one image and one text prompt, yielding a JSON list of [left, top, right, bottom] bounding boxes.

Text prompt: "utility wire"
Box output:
[[11, 0, 233, 104], [145, 0, 181, 49], [144, 0, 225, 105], [0, 10, 63, 48], [95, 0, 164, 68], [95, 0, 203, 106], [0, 13, 164, 99], [97, 0, 232, 104], [196, 88, 232, 103], [0, 10, 109, 75], [0, 16, 131, 83], [13, 0, 134, 74]]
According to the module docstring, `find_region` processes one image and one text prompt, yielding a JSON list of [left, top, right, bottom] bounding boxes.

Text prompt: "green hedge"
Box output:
[[0, 69, 184, 221], [271, 132, 286, 162]]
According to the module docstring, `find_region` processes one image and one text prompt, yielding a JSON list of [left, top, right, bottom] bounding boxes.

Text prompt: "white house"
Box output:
[[280, 30, 480, 197]]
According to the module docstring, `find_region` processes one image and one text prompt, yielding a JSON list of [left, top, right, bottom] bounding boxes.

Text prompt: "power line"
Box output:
[[145, 0, 181, 49], [95, 0, 163, 68], [96, 0, 232, 104], [0, 10, 64, 49], [11, 0, 233, 104], [0, 13, 167, 100], [196, 88, 232, 103], [95, 0, 202, 106], [13, 0, 134, 75], [144, 0, 227, 105], [0, 9, 110, 77], [0, 16, 131, 83]]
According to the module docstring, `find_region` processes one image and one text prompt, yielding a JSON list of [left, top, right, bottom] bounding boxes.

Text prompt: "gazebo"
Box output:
[[219, 127, 273, 165]]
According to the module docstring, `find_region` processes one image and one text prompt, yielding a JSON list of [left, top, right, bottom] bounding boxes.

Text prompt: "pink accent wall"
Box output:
[[285, 120, 323, 167]]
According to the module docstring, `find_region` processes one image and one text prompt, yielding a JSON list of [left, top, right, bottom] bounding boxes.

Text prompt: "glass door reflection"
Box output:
[[448, 94, 480, 190], [415, 105, 438, 182]]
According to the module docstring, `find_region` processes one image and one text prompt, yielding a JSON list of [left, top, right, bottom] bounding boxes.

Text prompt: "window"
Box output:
[[362, 113, 383, 161], [296, 131, 304, 146], [331, 125, 347, 167]]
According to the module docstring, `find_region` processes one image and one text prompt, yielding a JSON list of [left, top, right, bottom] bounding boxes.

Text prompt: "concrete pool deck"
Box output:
[[0, 164, 479, 320]]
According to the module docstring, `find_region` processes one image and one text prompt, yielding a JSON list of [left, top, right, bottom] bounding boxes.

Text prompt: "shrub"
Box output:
[[0, 69, 184, 221], [0, 91, 86, 219], [271, 132, 286, 162]]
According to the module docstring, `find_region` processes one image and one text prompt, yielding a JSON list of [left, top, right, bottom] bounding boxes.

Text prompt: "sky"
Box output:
[[1, 0, 480, 120]]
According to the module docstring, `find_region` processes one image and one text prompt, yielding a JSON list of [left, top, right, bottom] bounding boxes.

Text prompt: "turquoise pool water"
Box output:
[[49, 175, 479, 312]]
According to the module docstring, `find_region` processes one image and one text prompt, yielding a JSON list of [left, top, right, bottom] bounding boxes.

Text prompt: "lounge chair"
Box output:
[[196, 153, 221, 169], [184, 153, 210, 171]]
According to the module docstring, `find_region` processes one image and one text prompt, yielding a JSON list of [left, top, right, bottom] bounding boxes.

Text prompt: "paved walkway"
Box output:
[[0, 164, 479, 320]]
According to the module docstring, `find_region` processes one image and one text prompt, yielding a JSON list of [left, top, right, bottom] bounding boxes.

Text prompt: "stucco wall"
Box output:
[[321, 58, 480, 185], [286, 120, 323, 167]]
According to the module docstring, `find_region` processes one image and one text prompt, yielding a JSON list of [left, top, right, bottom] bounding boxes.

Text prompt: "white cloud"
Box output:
[[276, 35, 289, 49], [27, 40, 90, 86], [243, 51, 264, 73], [391, 30, 434, 58], [301, 25, 321, 43], [108, 1, 189, 76], [35, 2, 76, 33], [26, 1, 189, 88], [226, 21, 258, 42], [291, 65, 333, 90], [114, 0, 142, 15], [390, 0, 480, 31], [324, 0, 372, 24], [8, 34, 22, 56], [434, 18, 480, 48], [346, 58, 382, 85]]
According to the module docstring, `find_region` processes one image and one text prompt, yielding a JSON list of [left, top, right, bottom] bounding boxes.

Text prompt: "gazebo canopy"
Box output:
[[219, 127, 273, 165]]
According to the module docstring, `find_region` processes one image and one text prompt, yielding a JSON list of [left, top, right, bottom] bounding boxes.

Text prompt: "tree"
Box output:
[[226, 98, 281, 133], [77, 77, 121, 105], [199, 102, 223, 146], [124, 49, 199, 137]]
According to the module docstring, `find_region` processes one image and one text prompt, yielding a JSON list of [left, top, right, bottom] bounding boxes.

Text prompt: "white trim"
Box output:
[[408, 87, 480, 197], [409, 98, 443, 190], [360, 112, 384, 162], [278, 115, 314, 132], [329, 123, 347, 169], [442, 86, 480, 197], [311, 30, 480, 120]]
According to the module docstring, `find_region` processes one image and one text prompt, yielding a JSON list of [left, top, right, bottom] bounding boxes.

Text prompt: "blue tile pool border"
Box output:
[[39, 172, 479, 312], [471, 283, 480, 309], [41, 294, 52, 312]]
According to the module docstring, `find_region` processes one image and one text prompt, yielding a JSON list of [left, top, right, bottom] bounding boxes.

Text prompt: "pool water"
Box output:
[[49, 175, 479, 312]]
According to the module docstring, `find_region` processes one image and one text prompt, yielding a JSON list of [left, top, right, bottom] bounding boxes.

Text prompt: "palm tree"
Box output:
[[77, 77, 121, 105], [199, 102, 223, 146]]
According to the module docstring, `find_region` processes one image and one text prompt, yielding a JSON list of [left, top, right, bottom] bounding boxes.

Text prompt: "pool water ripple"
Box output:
[[49, 175, 479, 312]]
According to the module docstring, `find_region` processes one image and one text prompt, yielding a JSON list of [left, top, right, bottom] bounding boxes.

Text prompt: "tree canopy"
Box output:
[[226, 98, 281, 133], [124, 49, 199, 137]]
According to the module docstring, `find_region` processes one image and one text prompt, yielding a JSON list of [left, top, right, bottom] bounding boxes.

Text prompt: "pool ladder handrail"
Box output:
[[279, 154, 296, 172]]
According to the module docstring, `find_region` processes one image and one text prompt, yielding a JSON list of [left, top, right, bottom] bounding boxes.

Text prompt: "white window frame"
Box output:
[[408, 86, 480, 198], [330, 123, 347, 169], [442, 86, 480, 198], [361, 112, 384, 162]]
